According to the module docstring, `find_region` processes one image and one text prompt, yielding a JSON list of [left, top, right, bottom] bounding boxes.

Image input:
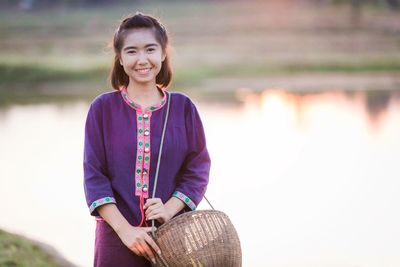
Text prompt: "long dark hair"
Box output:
[[110, 12, 172, 90]]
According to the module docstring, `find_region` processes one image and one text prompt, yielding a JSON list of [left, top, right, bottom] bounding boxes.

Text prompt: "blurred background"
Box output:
[[0, 0, 399, 266]]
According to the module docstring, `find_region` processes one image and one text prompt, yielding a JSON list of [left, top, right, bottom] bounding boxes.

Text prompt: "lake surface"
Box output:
[[0, 89, 399, 267]]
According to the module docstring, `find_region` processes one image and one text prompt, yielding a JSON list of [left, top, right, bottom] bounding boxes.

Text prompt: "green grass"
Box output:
[[0, 62, 108, 86], [0, 229, 60, 267], [2, 60, 400, 90]]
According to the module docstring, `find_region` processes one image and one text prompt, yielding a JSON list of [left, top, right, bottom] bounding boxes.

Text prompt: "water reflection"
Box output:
[[363, 90, 400, 124], [0, 89, 399, 267], [234, 89, 400, 129]]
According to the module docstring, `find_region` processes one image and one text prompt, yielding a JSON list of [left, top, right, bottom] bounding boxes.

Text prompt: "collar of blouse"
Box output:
[[120, 86, 167, 113]]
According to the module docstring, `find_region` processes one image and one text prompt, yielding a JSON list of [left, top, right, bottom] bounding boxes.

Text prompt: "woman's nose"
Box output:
[[137, 52, 148, 63]]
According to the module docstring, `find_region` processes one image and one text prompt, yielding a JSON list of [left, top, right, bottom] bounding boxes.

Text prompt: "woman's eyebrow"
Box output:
[[123, 44, 158, 51]]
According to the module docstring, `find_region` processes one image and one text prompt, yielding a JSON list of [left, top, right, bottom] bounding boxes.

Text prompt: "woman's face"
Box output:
[[119, 28, 166, 86]]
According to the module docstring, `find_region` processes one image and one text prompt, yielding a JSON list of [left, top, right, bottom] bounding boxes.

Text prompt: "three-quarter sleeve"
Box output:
[[173, 100, 211, 210], [83, 98, 116, 216]]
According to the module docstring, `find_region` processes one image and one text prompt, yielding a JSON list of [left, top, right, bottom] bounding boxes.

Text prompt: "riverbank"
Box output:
[[1, 60, 400, 89], [0, 229, 76, 267]]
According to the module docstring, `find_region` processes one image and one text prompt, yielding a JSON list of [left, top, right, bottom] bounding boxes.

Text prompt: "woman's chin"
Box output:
[[130, 76, 156, 85]]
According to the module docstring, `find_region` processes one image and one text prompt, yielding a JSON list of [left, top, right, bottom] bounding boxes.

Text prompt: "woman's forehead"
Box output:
[[122, 28, 160, 48]]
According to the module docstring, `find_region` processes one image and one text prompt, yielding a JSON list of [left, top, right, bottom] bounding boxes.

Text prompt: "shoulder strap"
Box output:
[[151, 91, 171, 237], [152, 91, 171, 200], [150, 92, 214, 237]]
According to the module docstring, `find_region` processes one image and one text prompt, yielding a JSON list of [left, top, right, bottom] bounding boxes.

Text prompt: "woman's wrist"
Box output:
[[97, 203, 132, 234], [114, 220, 133, 235], [163, 208, 174, 222], [164, 197, 185, 220]]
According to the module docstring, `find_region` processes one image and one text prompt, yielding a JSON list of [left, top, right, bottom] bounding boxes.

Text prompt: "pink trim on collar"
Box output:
[[120, 86, 167, 113]]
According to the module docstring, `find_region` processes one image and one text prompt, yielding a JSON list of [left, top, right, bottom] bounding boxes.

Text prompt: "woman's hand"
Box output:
[[117, 225, 161, 264], [144, 198, 173, 224]]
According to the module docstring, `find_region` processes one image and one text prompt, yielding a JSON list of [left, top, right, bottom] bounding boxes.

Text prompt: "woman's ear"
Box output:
[[162, 52, 166, 62]]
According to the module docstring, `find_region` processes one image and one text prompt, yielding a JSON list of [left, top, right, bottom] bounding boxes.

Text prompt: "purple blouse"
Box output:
[[83, 88, 210, 226]]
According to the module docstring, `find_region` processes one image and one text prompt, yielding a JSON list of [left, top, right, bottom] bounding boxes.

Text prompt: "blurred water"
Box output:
[[0, 89, 399, 267]]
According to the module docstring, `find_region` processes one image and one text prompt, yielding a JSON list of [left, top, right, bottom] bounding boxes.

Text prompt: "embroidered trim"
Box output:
[[173, 191, 197, 210], [135, 111, 152, 197], [89, 197, 116, 213], [119, 86, 168, 198], [120, 86, 166, 113]]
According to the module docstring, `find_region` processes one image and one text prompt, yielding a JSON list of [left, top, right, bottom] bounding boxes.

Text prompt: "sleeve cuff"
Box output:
[[172, 191, 196, 211], [89, 197, 116, 214]]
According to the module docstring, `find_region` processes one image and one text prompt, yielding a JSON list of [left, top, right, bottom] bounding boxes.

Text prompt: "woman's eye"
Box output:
[[127, 50, 136, 54], [147, 48, 155, 52]]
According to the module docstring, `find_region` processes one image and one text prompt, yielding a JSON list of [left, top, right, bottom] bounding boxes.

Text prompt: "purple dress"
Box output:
[[83, 87, 211, 267]]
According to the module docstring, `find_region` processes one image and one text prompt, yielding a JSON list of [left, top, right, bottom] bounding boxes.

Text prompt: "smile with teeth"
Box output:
[[136, 67, 152, 74]]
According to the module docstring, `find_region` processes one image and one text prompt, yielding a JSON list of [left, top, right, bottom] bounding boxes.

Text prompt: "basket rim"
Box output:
[[154, 209, 227, 234]]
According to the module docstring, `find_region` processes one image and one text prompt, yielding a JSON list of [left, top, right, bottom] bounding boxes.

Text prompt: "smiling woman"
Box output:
[[83, 12, 211, 267], [110, 14, 172, 97], [118, 29, 166, 91]]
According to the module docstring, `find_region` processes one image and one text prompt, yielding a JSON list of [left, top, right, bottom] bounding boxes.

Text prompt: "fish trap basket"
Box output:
[[151, 210, 241, 267]]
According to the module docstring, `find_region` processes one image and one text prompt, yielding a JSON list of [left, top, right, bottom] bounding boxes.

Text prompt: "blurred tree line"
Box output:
[[0, 0, 398, 11], [328, 0, 400, 27], [0, 0, 400, 10], [0, 0, 143, 10], [332, 0, 399, 9], [0, 0, 400, 14]]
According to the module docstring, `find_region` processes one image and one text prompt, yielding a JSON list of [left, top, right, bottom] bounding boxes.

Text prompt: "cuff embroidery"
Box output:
[[89, 197, 116, 213], [173, 191, 196, 210]]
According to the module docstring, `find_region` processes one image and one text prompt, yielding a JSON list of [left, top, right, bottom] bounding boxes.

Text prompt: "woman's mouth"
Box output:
[[135, 68, 152, 74]]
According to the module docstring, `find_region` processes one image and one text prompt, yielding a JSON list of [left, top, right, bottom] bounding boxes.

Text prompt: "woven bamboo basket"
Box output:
[[151, 210, 241, 267]]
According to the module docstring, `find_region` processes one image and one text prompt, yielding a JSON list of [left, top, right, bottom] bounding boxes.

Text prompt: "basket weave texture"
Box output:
[[151, 210, 241, 267]]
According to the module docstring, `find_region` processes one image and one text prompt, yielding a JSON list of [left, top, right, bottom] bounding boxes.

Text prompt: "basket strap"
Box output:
[[151, 91, 171, 237], [150, 93, 215, 238], [151, 91, 170, 200], [203, 195, 215, 210]]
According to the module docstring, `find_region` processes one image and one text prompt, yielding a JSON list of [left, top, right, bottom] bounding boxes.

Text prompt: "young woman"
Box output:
[[83, 13, 211, 267]]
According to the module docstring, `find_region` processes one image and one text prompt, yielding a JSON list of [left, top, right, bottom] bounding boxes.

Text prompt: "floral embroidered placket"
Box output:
[[121, 87, 166, 199], [135, 111, 151, 197]]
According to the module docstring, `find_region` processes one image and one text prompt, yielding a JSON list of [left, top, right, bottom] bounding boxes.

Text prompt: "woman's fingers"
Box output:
[[138, 239, 156, 264], [129, 227, 160, 264], [144, 198, 162, 211], [132, 242, 146, 257], [145, 205, 159, 217], [144, 198, 171, 223], [130, 246, 141, 256], [146, 209, 161, 220], [142, 226, 157, 233], [144, 201, 162, 216], [145, 231, 161, 254], [127, 228, 160, 264], [142, 227, 161, 254]]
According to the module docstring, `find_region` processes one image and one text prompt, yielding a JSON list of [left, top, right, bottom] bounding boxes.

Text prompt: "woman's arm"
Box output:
[[164, 197, 185, 217], [172, 100, 211, 211], [83, 99, 116, 216], [97, 203, 131, 234], [144, 99, 210, 223], [97, 204, 161, 264]]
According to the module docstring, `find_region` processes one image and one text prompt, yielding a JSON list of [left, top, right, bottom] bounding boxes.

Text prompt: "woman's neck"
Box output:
[[126, 81, 163, 109]]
